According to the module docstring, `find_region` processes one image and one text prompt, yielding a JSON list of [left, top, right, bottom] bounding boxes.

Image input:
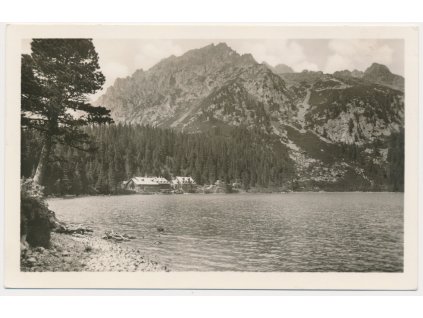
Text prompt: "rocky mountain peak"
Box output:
[[96, 45, 404, 146], [333, 69, 352, 78], [363, 63, 404, 91], [187, 42, 239, 60], [333, 69, 364, 80], [273, 64, 294, 74], [263, 63, 294, 74], [364, 63, 392, 77], [239, 53, 256, 64], [351, 69, 364, 78], [213, 42, 232, 51], [148, 42, 257, 75]]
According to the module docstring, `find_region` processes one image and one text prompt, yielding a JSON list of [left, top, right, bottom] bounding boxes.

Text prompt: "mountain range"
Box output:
[[94, 42, 404, 191]]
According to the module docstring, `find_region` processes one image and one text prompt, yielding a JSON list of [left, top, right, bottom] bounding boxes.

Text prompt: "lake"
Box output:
[[47, 192, 403, 272]]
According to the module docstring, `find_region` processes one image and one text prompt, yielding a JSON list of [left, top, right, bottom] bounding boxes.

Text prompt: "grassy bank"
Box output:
[[21, 232, 169, 272]]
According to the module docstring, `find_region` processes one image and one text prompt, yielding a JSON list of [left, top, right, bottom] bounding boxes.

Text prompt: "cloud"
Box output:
[[228, 40, 318, 72], [323, 40, 394, 73], [89, 61, 129, 101], [102, 62, 130, 85], [91, 39, 186, 100], [134, 40, 185, 70], [294, 61, 319, 72]]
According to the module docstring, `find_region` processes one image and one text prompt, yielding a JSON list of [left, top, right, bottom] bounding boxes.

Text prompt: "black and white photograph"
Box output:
[[3, 25, 419, 289]]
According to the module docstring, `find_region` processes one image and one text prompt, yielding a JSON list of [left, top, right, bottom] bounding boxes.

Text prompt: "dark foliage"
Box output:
[[21, 196, 52, 248], [308, 83, 403, 124], [283, 124, 404, 191], [21, 124, 296, 195], [20, 180, 55, 247], [387, 129, 405, 191], [22, 123, 405, 194], [21, 39, 113, 185]]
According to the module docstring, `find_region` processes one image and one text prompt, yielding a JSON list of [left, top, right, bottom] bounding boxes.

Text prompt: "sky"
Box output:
[[22, 39, 404, 100]]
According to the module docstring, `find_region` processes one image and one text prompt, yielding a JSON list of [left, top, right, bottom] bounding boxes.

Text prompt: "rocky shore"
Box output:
[[21, 231, 169, 272]]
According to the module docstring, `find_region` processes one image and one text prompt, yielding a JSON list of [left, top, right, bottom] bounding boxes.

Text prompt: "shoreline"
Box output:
[[21, 232, 169, 272], [46, 190, 405, 200]]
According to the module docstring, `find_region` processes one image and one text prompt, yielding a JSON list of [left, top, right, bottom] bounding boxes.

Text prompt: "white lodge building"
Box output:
[[171, 176, 196, 192], [122, 176, 197, 193], [123, 177, 171, 193]]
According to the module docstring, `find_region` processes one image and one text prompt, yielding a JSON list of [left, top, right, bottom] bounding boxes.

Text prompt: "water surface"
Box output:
[[48, 192, 403, 272]]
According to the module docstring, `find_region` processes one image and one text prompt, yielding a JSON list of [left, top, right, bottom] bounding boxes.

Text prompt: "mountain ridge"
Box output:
[[362, 62, 404, 91], [94, 42, 404, 191]]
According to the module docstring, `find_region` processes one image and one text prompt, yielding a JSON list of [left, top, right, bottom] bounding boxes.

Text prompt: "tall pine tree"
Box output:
[[21, 39, 113, 186]]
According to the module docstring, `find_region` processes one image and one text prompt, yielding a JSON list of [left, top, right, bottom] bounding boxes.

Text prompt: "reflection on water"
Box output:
[[48, 192, 403, 272]]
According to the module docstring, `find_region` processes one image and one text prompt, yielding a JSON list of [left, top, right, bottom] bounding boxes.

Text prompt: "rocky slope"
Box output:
[[362, 62, 404, 92], [96, 43, 295, 131], [333, 63, 404, 92], [95, 43, 404, 191], [266, 63, 294, 74], [273, 72, 403, 190]]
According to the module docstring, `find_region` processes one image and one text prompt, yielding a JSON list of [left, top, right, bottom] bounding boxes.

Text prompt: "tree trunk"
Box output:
[[33, 138, 52, 186]]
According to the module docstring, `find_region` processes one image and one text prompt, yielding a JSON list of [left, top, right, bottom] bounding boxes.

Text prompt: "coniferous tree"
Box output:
[[21, 39, 113, 186], [387, 129, 404, 191], [22, 122, 401, 194]]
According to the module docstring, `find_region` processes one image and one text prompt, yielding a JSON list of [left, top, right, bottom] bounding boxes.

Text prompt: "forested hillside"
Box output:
[[21, 124, 296, 195], [21, 123, 404, 195]]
